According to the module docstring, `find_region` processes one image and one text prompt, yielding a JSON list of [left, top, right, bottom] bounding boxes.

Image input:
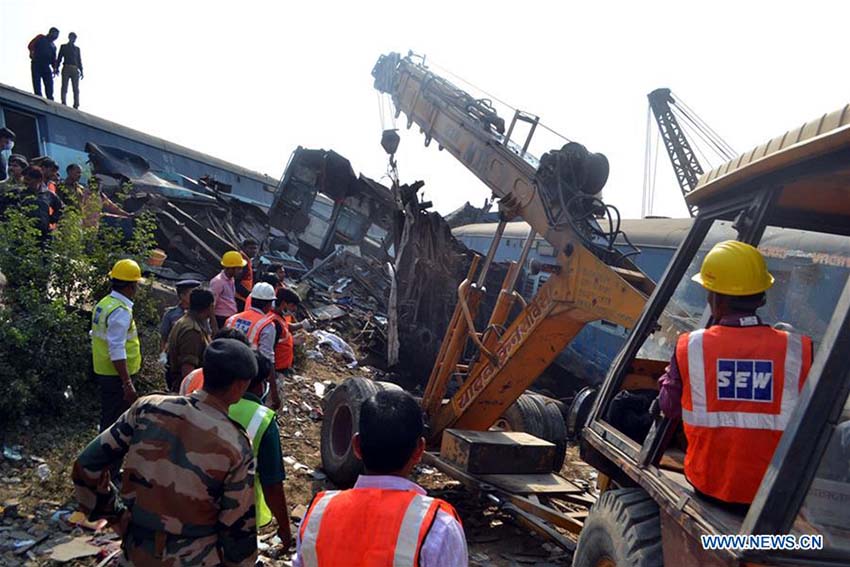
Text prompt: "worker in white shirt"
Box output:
[[91, 259, 143, 433], [294, 389, 468, 567]]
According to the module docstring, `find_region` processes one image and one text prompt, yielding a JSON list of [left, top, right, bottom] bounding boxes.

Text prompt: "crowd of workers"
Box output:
[[73, 242, 470, 566], [0, 123, 811, 564], [28, 27, 84, 108], [66, 238, 811, 565], [0, 127, 127, 236]]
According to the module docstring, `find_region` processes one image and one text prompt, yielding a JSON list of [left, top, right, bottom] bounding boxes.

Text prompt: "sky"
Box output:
[[2, 0, 849, 219]]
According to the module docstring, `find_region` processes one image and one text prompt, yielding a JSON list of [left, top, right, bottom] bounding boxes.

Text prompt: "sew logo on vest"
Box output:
[[233, 318, 252, 334], [717, 359, 774, 402]]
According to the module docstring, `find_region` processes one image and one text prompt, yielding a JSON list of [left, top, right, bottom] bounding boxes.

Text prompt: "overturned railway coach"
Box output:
[[0, 83, 278, 207]]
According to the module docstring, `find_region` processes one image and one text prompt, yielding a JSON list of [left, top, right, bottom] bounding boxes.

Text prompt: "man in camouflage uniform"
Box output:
[[73, 338, 259, 566]]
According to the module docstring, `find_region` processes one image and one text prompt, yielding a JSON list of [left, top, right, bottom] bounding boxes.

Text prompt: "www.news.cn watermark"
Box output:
[[701, 534, 824, 551]]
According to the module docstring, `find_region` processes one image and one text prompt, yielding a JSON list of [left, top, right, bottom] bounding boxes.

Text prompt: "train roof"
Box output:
[[453, 218, 695, 249], [689, 103, 850, 231], [453, 217, 850, 261], [0, 82, 278, 186]]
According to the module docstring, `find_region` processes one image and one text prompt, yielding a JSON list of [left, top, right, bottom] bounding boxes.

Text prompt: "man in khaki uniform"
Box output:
[[73, 338, 259, 566], [165, 289, 214, 391]]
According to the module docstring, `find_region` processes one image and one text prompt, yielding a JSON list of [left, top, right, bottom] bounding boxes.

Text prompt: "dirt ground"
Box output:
[[0, 336, 596, 566]]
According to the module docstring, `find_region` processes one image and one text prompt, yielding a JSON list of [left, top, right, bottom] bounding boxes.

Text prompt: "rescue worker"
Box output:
[[234, 238, 258, 311], [178, 328, 248, 396], [91, 260, 143, 434], [658, 240, 813, 510], [270, 288, 311, 392], [72, 338, 259, 566], [165, 289, 214, 391], [211, 250, 245, 329], [176, 335, 292, 546], [227, 352, 292, 546], [294, 390, 468, 567], [225, 282, 280, 409], [159, 279, 202, 352]]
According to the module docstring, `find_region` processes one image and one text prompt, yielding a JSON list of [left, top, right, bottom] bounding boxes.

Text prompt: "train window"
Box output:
[[756, 226, 850, 346], [2, 107, 40, 158]]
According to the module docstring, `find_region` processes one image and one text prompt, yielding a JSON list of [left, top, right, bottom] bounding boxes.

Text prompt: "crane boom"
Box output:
[[373, 52, 614, 257], [372, 52, 652, 438], [647, 88, 703, 217]]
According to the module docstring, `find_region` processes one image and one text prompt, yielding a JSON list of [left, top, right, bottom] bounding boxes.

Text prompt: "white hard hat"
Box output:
[[250, 282, 277, 301]]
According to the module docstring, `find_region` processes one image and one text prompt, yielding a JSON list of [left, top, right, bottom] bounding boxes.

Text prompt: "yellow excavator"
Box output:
[[320, 51, 850, 566]]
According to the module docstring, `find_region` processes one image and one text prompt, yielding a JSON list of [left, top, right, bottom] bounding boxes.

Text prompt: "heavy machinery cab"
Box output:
[[581, 106, 850, 566]]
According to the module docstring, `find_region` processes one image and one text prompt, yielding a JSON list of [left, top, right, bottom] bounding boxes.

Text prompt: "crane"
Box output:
[[644, 88, 736, 217], [368, 51, 652, 440]]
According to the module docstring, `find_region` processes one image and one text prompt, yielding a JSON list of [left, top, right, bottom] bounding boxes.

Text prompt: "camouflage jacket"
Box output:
[[72, 391, 257, 566]]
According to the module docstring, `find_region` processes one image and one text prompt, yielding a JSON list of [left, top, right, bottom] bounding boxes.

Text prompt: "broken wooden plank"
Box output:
[[477, 472, 583, 495]]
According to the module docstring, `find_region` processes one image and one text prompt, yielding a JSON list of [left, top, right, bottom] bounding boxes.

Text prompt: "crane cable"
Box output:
[[675, 95, 736, 157], [426, 58, 573, 144]]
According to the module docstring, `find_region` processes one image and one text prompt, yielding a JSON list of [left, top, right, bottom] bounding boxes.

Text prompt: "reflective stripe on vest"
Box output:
[[225, 309, 275, 346], [393, 495, 435, 567], [299, 489, 450, 567], [229, 398, 276, 527], [91, 295, 141, 376], [681, 329, 804, 431], [180, 368, 204, 395], [300, 491, 340, 567]]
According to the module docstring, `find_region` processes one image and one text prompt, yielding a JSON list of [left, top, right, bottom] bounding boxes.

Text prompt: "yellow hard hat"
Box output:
[[692, 240, 774, 296], [109, 259, 143, 282], [221, 250, 247, 268]]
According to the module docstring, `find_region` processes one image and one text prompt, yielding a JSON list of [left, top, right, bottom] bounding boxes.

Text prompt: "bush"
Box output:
[[0, 181, 158, 431]]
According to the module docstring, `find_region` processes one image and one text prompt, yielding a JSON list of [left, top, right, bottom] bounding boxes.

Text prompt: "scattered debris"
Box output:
[[49, 536, 101, 562]]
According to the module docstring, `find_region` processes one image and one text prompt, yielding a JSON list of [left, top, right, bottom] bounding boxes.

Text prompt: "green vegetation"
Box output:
[[0, 180, 159, 431]]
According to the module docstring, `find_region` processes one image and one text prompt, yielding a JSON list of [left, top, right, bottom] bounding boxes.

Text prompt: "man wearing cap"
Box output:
[[225, 282, 280, 408], [0, 127, 15, 183], [658, 240, 814, 511], [7, 155, 27, 185], [211, 250, 245, 329], [160, 279, 202, 352], [91, 259, 144, 434], [73, 338, 259, 566], [165, 289, 215, 392]]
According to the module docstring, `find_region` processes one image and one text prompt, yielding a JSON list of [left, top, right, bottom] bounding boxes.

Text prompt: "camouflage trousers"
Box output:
[[121, 525, 221, 566]]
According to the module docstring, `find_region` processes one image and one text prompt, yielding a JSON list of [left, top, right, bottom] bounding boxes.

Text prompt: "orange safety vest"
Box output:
[[299, 488, 460, 567], [271, 312, 294, 371], [676, 324, 812, 504], [179, 368, 204, 395], [235, 252, 253, 302], [225, 308, 275, 346]]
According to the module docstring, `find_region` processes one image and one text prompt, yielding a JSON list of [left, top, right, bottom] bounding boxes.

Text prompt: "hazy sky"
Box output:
[[2, 1, 848, 219]]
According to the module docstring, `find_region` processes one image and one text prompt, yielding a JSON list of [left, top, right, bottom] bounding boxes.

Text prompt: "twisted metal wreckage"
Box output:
[[85, 141, 509, 379]]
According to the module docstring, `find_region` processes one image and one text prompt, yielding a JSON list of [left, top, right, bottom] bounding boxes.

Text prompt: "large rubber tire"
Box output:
[[530, 394, 568, 472], [320, 377, 380, 488], [495, 393, 547, 439], [573, 488, 663, 567]]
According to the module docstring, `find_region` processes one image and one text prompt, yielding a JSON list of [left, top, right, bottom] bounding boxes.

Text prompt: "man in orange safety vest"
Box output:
[[658, 241, 813, 511], [294, 389, 468, 567]]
